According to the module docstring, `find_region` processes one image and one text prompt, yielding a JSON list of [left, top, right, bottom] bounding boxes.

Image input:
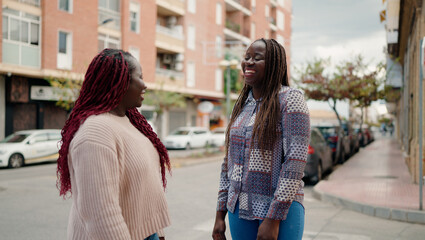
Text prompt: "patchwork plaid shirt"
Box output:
[[217, 86, 310, 220]]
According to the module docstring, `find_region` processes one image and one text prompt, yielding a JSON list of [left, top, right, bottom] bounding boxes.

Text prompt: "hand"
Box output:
[[257, 218, 280, 240], [212, 211, 227, 240]]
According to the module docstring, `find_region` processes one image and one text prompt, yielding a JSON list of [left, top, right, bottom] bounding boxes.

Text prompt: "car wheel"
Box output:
[[8, 153, 24, 168], [338, 150, 345, 164], [311, 162, 323, 184], [185, 143, 191, 150]]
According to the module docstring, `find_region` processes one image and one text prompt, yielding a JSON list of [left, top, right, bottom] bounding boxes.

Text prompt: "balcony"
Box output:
[[268, 17, 277, 31], [156, 0, 185, 16], [98, 7, 121, 30], [155, 68, 185, 87], [224, 0, 251, 16], [7, 0, 40, 7], [156, 25, 184, 53]]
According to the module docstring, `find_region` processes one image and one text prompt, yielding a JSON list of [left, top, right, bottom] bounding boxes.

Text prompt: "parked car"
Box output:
[[354, 125, 375, 147], [0, 129, 62, 168], [341, 121, 360, 156], [210, 127, 226, 147], [315, 125, 350, 165], [164, 127, 211, 150], [304, 127, 333, 184]]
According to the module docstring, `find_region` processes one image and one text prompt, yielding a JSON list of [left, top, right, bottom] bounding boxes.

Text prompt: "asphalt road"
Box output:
[[1, 160, 425, 240]]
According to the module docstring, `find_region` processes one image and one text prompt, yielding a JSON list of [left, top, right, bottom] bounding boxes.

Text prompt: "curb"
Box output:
[[170, 154, 224, 169], [312, 185, 425, 225]]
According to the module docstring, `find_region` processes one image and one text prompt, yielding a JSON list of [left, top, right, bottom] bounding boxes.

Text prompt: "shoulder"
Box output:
[[72, 113, 122, 149], [278, 87, 309, 114]]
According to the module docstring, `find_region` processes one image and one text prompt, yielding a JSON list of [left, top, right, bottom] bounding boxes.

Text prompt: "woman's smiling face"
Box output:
[[241, 40, 266, 89]]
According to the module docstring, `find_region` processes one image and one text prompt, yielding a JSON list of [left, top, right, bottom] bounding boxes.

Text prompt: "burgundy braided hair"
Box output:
[[57, 48, 171, 197]]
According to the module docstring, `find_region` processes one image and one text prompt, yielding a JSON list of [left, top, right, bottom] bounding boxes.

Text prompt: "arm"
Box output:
[[213, 156, 229, 239], [266, 90, 309, 220], [259, 90, 310, 236], [71, 141, 131, 240]]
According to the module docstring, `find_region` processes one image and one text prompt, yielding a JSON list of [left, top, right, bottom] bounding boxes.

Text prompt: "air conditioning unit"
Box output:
[[166, 16, 177, 27], [163, 54, 172, 64]]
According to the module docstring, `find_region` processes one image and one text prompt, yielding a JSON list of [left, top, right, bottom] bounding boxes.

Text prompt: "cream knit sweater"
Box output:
[[67, 112, 170, 240]]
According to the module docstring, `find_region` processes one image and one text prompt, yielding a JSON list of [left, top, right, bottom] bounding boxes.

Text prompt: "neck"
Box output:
[[109, 107, 126, 117], [252, 88, 261, 100]]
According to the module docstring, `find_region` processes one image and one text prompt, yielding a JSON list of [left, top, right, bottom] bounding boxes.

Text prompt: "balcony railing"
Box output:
[[98, 7, 121, 30], [225, 20, 240, 33], [155, 68, 185, 86], [9, 0, 40, 7], [156, 25, 184, 40]]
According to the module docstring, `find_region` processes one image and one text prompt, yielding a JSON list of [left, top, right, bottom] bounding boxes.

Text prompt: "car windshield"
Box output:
[[172, 130, 190, 135], [0, 133, 30, 143], [316, 127, 336, 136]]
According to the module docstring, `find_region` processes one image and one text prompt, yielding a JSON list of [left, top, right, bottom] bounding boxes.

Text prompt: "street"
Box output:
[[0, 160, 425, 240]]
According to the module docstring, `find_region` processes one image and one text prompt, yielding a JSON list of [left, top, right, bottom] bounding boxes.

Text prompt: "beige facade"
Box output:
[[0, 0, 292, 139], [386, 0, 425, 183]]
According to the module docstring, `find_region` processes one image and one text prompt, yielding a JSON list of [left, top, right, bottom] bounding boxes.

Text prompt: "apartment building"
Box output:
[[0, 0, 292, 139], [384, 0, 424, 183]]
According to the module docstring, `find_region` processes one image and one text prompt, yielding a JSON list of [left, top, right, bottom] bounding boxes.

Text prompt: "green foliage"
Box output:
[[45, 75, 82, 111], [293, 55, 385, 127], [143, 85, 187, 115]]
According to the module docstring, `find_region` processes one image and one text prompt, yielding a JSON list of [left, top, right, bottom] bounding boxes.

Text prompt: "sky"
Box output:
[[291, 0, 388, 119]]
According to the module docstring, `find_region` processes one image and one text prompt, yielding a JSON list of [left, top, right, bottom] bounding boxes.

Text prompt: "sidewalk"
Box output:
[[170, 152, 225, 169], [313, 136, 425, 224]]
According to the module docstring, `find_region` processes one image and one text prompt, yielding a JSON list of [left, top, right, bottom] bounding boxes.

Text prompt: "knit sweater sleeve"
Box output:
[[70, 136, 132, 239], [266, 89, 310, 220], [216, 156, 229, 211]]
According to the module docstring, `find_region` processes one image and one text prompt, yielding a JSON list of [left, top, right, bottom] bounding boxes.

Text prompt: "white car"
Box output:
[[210, 127, 226, 147], [0, 129, 62, 168], [164, 127, 211, 150]]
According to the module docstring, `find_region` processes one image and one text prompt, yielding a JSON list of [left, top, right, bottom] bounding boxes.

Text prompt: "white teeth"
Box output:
[[245, 70, 255, 74]]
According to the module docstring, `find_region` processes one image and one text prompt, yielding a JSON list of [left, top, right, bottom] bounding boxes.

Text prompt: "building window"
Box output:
[[187, 25, 196, 50], [98, 33, 120, 52], [276, 34, 284, 46], [129, 46, 140, 62], [216, 3, 222, 25], [98, 0, 121, 30], [265, 5, 269, 17], [278, 0, 284, 7], [59, 0, 72, 13], [57, 31, 72, 69], [188, 0, 196, 13], [265, 30, 269, 39], [187, 62, 195, 87], [215, 68, 222, 91], [251, 22, 256, 40], [129, 2, 140, 33], [2, 8, 40, 68], [277, 10, 284, 30], [215, 35, 222, 57]]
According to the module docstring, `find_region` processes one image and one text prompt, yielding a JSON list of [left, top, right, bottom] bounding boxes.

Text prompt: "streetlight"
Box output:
[[219, 59, 239, 123]]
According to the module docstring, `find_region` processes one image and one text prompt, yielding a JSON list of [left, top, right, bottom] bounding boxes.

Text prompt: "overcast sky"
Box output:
[[291, 0, 387, 119]]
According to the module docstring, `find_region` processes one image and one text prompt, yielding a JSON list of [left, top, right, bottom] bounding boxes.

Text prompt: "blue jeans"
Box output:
[[228, 201, 304, 240], [144, 233, 159, 240]]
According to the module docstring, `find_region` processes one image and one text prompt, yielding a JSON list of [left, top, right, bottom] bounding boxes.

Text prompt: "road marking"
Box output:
[[303, 231, 371, 240], [193, 219, 215, 232]]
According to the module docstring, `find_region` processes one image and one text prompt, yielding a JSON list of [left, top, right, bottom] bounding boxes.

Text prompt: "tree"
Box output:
[[45, 75, 82, 111], [294, 55, 385, 130], [348, 59, 385, 130], [294, 57, 350, 128]]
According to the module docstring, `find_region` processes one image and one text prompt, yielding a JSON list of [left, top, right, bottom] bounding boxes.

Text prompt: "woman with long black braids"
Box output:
[[213, 39, 310, 240], [57, 49, 171, 240]]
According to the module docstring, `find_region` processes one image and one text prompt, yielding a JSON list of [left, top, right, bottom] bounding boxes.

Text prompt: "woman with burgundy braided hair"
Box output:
[[57, 48, 171, 240], [213, 39, 310, 240]]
